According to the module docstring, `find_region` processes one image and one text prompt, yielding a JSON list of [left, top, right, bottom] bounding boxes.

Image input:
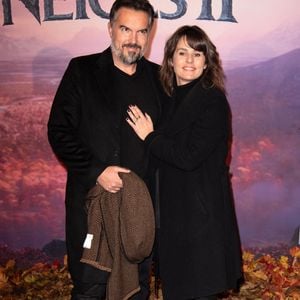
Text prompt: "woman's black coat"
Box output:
[[145, 81, 243, 299]]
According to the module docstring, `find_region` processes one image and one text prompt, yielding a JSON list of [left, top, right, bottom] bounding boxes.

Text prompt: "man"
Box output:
[[47, 0, 161, 299]]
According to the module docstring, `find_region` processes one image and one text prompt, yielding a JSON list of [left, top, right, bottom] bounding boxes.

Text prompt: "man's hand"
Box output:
[[97, 166, 130, 193]]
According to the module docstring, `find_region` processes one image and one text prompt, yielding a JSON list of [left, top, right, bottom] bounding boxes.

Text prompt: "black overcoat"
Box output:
[[47, 48, 161, 283], [145, 81, 243, 299]]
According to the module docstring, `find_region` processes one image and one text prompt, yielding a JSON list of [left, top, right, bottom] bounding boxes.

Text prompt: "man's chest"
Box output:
[[112, 73, 159, 124]]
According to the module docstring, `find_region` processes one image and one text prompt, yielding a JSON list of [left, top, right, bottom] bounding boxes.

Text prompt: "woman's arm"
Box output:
[[127, 96, 229, 171], [149, 97, 229, 171]]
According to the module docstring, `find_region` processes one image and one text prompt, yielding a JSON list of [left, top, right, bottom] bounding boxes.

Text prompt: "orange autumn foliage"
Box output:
[[0, 247, 299, 299]]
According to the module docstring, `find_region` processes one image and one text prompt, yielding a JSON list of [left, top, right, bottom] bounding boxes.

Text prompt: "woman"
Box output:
[[126, 26, 242, 300]]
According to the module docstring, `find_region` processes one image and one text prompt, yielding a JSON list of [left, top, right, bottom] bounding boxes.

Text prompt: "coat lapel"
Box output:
[[93, 47, 115, 107]]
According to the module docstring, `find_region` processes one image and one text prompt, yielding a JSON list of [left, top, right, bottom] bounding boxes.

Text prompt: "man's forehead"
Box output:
[[113, 7, 150, 27]]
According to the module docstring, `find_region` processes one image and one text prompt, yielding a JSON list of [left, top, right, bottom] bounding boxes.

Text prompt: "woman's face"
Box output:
[[171, 36, 207, 86]]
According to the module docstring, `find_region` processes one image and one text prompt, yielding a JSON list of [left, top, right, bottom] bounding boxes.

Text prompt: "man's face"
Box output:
[[108, 7, 150, 66]]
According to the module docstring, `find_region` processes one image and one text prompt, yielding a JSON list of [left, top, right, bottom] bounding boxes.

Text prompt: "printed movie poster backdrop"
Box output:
[[0, 1, 299, 251]]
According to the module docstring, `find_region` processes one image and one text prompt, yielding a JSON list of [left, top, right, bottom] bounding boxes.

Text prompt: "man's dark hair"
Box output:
[[109, 0, 155, 28]]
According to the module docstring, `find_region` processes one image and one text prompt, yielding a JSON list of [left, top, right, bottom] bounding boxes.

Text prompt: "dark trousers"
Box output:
[[71, 256, 152, 300], [193, 296, 218, 300]]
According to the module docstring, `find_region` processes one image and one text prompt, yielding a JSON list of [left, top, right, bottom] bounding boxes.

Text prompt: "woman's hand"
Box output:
[[126, 105, 154, 141]]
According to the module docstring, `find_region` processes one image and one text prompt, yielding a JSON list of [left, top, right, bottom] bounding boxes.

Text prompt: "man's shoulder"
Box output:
[[141, 57, 159, 72], [72, 52, 101, 62], [69, 48, 111, 68], [141, 58, 161, 88]]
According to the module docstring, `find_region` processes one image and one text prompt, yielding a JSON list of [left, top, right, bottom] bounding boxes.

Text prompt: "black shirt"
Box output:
[[111, 60, 159, 179]]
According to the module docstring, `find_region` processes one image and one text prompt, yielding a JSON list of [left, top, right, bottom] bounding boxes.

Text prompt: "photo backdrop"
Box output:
[[0, 0, 299, 251]]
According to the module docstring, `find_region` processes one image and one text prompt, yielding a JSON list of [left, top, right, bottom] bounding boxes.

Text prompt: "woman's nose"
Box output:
[[186, 54, 194, 63]]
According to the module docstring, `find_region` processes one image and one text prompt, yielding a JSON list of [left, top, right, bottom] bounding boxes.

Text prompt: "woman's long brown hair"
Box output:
[[160, 25, 226, 96]]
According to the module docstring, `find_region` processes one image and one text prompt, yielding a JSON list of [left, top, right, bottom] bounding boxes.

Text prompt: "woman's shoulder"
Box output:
[[197, 84, 226, 98], [191, 84, 227, 107]]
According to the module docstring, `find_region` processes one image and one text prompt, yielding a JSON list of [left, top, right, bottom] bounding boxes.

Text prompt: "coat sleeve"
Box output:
[[145, 94, 229, 171], [47, 59, 108, 185]]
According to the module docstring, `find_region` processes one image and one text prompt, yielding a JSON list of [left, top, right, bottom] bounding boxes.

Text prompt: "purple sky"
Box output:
[[2, 0, 299, 64]]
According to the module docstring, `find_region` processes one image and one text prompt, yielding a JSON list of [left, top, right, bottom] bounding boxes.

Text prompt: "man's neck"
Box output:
[[112, 54, 137, 75]]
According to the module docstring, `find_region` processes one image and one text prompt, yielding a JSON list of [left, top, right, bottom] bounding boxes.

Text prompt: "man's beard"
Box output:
[[111, 43, 144, 65]]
